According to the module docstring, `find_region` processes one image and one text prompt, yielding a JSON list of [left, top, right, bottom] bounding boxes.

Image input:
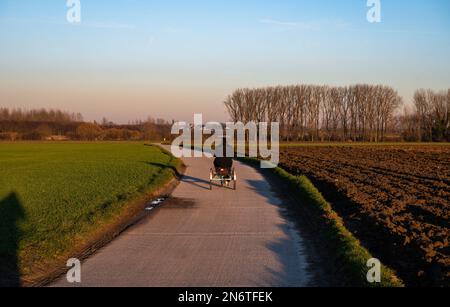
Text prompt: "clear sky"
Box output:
[[1, 0, 449, 123]]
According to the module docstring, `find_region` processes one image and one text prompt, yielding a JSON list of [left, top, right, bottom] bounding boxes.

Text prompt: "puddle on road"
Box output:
[[145, 197, 196, 212], [145, 196, 168, 211]]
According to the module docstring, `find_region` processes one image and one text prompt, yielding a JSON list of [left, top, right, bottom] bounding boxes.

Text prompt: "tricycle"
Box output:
[[209, 167, 237, 190]]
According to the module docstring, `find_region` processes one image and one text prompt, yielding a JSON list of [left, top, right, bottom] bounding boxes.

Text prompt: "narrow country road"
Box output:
[[53, 148, 316, 287]]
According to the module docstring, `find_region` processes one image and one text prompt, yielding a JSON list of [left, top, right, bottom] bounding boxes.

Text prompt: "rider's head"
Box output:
[[218, 137, 234, 158]]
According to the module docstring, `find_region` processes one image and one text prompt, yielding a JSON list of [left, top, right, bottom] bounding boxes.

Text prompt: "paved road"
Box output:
[[53, 149, 315, 287]]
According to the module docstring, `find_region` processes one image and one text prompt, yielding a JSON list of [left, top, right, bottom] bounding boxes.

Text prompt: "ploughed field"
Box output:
[[280, 145, 450, 286]]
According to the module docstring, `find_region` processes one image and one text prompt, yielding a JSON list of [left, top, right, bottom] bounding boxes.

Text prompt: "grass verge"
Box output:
[[240, 157, 404, 287]]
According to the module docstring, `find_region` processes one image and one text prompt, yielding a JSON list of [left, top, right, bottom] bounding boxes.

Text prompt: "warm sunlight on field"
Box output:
[[0, 143, 180, 282]]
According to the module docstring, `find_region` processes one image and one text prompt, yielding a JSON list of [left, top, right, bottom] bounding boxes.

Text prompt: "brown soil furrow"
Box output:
[[280, 145, 450, 287]]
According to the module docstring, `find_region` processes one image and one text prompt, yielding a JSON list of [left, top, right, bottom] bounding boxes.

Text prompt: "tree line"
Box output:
[[0, 108, 173, 141], [224, 85, 450, 142], [401, 89, 450, 142], [0, 108, 83, 123]]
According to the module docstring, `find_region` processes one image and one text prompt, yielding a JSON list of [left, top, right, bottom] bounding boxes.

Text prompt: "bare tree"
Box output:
[[224, 84, 404, 142]]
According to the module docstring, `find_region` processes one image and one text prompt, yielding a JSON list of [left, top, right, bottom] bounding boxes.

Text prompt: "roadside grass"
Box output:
[[240, 157, 404, 287], [0, 142, 181, 283]]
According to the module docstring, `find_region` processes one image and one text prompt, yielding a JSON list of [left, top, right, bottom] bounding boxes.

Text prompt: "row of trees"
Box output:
[[74, 120, 173, 141], [0, 108, 83, 123], [401, 89, 450, 142], [2, 87, 448, 142], [0, 108, 173, 141], [224, 84, 403, 142]]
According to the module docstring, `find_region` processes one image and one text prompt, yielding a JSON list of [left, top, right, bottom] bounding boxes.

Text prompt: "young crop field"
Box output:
[[280, 145, 450, 287], [0, 142, 180, 285]]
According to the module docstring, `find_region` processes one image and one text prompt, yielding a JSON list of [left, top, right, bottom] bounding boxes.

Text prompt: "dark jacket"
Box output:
[[214, 157, 233, 169]]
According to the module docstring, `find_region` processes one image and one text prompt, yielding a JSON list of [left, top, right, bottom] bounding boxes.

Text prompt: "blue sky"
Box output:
[[0, 0, 449, 122]]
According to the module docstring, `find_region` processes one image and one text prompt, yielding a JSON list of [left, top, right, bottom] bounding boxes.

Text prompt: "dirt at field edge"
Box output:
[[279, 146, 450, 287], [306, 176, 448, 287]]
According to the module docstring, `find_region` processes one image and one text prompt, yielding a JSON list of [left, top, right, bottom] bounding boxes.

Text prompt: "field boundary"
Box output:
[[25, 146, 185, 287], [239, 157, 404, 287]]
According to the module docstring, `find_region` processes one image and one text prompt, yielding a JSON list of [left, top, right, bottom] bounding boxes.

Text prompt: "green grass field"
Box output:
[[0, 142, 180, 282]]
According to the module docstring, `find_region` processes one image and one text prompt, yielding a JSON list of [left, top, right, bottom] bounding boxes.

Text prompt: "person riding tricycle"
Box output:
[[209, 138, 237, 190]]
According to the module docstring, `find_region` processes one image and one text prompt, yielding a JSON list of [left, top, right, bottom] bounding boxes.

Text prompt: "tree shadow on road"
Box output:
[[0, 192, 25, 287], [181, 175, 211, 191], [245, 179, 324, 287]]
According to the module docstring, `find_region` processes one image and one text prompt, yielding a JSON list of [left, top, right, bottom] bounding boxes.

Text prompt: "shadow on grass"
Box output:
[[0, 192, 25, 287], [143, 162, 182, 177], [144, 162, 212, 191]]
